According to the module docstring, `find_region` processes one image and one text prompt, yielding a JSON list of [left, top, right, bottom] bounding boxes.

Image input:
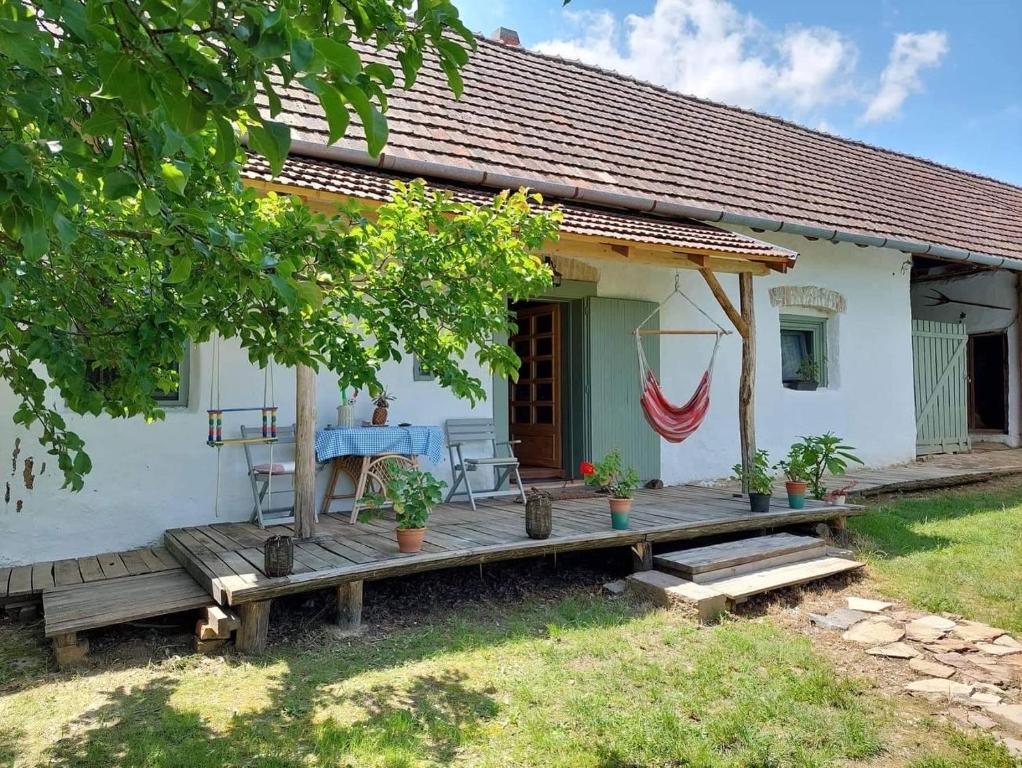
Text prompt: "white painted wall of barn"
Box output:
[[0, 234, 918, 564], [910, 269, 1020, 446]]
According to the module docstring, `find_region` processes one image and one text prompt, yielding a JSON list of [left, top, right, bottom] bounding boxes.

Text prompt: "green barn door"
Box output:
[[582, 297, 661, 482]]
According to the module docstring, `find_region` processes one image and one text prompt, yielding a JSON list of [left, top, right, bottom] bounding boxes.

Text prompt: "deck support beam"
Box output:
[[236, 599, 272, 654], [738, 273, 757, 492], [630, 542, 653, 572], [294, 363, 317, 538], [334, 580, 364, 633], [52, 631, 89, 668]]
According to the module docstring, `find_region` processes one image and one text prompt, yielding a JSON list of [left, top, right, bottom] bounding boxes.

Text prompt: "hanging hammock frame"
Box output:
[[634, 273, 729, 443]]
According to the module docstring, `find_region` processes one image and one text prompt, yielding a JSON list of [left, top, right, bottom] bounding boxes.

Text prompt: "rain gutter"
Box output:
[[288, 140, 1020, 272]]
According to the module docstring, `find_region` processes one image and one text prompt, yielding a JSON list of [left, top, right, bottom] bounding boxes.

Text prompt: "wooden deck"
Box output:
[[164, 485, 861, 607], [0, 546, 180, 605]]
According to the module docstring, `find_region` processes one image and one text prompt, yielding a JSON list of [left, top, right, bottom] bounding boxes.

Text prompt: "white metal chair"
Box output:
[[241, 424, 303, 528], [445, 418, 526, 510]]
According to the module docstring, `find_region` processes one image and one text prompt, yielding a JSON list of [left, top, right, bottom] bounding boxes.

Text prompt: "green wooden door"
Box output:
[[912, 319, 970, 455], [582, 297, 661, 482]]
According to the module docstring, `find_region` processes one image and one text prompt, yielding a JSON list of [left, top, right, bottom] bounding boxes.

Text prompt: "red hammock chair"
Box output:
[[635, 277, 728, 444]]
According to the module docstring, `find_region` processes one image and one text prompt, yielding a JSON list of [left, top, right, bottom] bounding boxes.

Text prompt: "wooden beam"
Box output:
[[294, 364, 317, 539], [738, 273, 756, 493], [698, 269, 750, 339], [236, 600, 271, 654], [335, 580, 364, 633], [544, 241, 771, 276], [243, 179, 790, 275]]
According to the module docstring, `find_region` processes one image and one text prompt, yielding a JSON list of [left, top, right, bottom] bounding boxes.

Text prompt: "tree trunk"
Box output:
[[294, 363, 317, 538], [738, 273, 756, 493]]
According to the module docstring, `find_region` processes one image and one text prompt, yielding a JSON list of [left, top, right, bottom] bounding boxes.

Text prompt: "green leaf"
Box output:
[[317, 83, 350, 144], [339, 84, 388, 156], [166, 253, 193, 283], [260, 74, 281, 116], [365, 62, 396, 89], [20, 225, 48, 259], [142, 189, 162, 215], [313, 37, 361, 77], [290, 38, 314, 70], [102, 170, 138, 200], [72, 450, 92, 476], [248, 119, 290, 175], [98, 52, 157, 113], [160, 86, 208, 135], [160, 160, 191, 195], [214, 116, 238, 163], [53, 212, 78, 246]]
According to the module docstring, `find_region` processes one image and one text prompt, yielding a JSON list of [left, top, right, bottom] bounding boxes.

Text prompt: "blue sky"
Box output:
[[456, 0, 1022, 185]]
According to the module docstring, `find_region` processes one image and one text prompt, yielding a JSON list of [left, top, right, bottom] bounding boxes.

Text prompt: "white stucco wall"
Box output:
[[584, 231, 917, 485], [0, 233, 918, 564], [910, 269, 1020, 445]]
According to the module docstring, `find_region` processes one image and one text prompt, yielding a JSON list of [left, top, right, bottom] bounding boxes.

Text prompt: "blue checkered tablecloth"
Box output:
[[316, 425, 444, 464]]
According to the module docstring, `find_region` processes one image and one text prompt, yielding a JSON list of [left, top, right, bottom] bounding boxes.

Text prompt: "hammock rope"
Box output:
[[635, 273, 728, 444]]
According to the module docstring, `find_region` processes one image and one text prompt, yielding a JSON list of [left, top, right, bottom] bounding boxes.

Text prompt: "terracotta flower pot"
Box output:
[[785, 480, 807, 510], [396, 526, 426, 553], [609, 497, 631, 530]]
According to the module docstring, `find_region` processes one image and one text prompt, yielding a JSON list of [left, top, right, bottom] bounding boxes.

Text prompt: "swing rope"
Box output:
[[634, 273, 727, 444]]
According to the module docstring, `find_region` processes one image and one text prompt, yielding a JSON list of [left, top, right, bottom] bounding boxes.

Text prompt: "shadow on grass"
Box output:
[[37, 594, 639, 768]]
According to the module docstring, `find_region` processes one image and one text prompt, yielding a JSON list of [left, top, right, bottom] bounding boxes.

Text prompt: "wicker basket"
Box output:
[[525, 489, 552, 539], [264, 535, 294, 577]]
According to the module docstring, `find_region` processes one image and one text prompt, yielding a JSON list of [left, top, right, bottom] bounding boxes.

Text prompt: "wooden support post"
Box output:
[[738, 273, 756, 492], [236, 600, 271, 654], [630, 542, 653, 572], [699, 268, 750, 339], [52, 632, 89, 668], [294, 363, 317, 539], [335, 580, 364, 634]]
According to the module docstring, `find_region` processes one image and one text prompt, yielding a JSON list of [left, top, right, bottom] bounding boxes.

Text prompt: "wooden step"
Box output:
[[43, 569, 214, 638], [705, 556, 864, 603], [654, 533, 826, 583]]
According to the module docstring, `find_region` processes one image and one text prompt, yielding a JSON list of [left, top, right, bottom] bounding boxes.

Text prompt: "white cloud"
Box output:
[[533, 0, 947, 124], [862, 31, 949, 122], [534, 0, 858, 114]]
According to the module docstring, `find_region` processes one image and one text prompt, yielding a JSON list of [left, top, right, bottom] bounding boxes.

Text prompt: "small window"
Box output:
[[85, 345, 190, 407], [780, 315, 827, 388]]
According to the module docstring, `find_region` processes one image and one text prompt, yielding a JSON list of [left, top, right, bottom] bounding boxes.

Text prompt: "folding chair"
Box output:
[[445, 418, 527, 510], [241, 424, 303, 528]]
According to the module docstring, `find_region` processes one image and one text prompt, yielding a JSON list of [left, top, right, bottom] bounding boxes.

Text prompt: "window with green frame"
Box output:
[[780, 315, 827, 387]]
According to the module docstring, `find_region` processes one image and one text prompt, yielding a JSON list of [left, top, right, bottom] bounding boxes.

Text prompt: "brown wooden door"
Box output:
[[509, 303, 561, 473]]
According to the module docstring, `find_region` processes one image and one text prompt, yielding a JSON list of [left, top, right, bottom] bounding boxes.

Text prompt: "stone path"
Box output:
[[809, 597, 1022, 757]]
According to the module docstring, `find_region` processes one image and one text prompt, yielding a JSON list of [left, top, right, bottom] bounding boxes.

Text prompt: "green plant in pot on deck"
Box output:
[[775, 446, 809, 510], [796, 432, 863, 501], [581, 450, 640, 530], [361, 463, 446, 553], [732, 450, 773, 513]]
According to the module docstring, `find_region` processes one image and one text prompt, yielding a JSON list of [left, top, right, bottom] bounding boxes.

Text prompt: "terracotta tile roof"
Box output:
[[242, 153, 797, 261], [257, 36, 1022, 262]]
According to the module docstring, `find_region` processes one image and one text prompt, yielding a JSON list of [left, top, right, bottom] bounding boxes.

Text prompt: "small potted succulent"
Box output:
[[581, 450, 640, 530], [774, 446, 809, 510], [362, 463, 445, 553], [824, 481, 857, 506], [732, 449, 773, 513]]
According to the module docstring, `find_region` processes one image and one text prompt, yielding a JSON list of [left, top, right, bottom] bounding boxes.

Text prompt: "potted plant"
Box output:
[[791, 358, 821, 391], [796, 433, 863, 500], [580, 450, 640, 530], [732, 450, 773, 513], [362, 463, 446, 553], [824, 481, 857, 506], [774, 446, 809, 509], [370, 388, 395, 425]]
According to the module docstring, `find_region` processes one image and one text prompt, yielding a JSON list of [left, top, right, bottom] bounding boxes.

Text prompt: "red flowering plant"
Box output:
[[581, 450, 639, 499]]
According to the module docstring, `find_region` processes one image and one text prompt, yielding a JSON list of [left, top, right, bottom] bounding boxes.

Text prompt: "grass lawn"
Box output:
[[1, 586, 1016, 768], [850, 476, 1022, 634]]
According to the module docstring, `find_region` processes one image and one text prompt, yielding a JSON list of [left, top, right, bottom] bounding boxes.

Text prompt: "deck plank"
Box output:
[[96, 552, 129, 579], [7, 566, 33, 598], [53, 559, 83, 587], [31, 561, 54, 592]]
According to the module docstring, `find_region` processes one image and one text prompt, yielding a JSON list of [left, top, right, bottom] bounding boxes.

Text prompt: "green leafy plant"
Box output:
[[581, 451, 640, 499], [795, 357, 821, 383], [774, 445, 809, 483], [362, 463, 445, 530], [732, 450, 773, 495], [796, 433, 863, 499], [0, 0, 561, 489]]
